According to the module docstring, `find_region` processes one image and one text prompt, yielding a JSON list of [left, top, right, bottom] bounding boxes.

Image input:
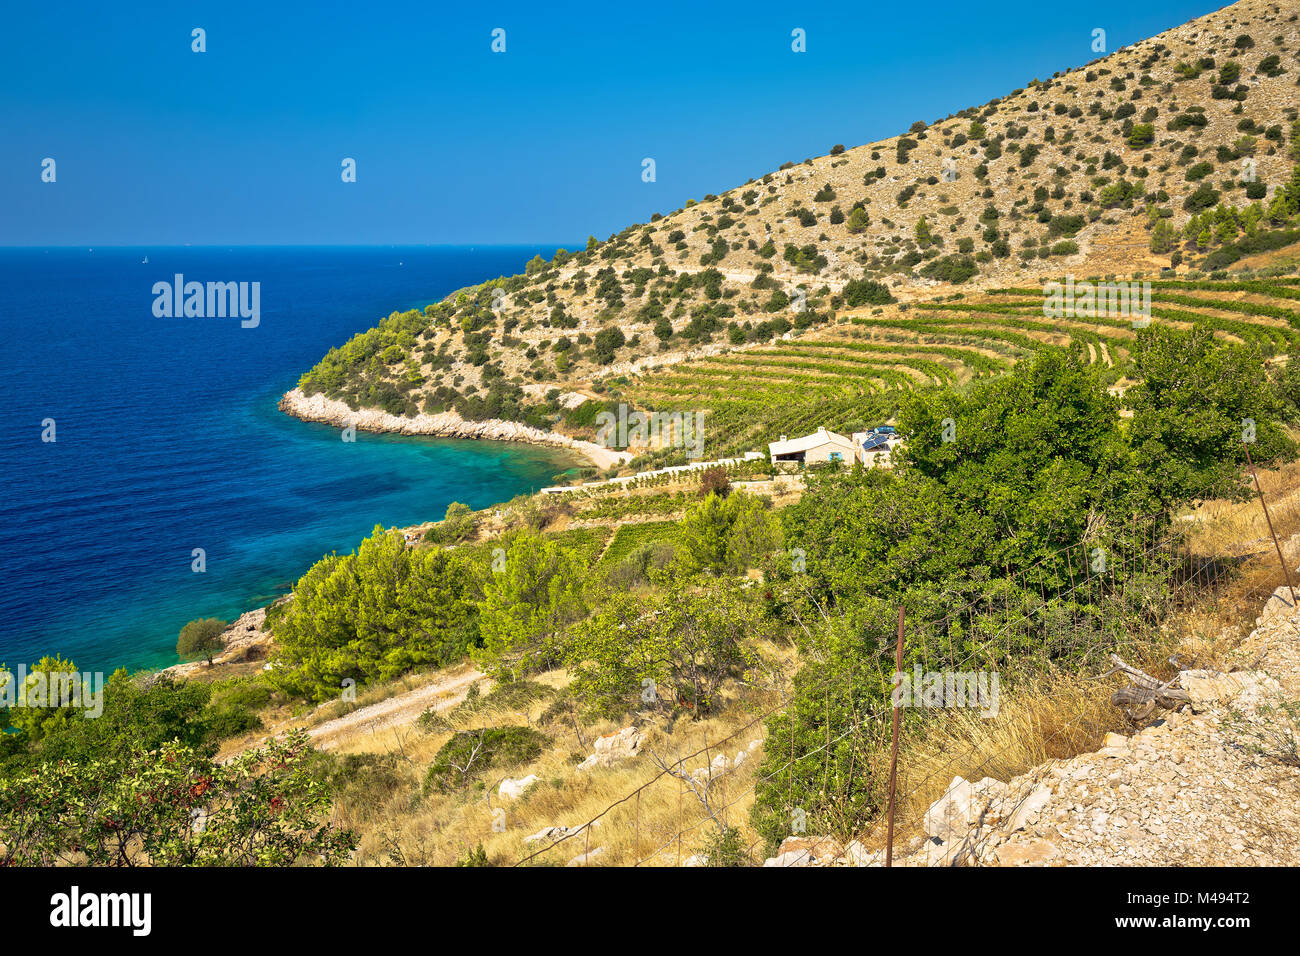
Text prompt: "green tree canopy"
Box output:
[[177, 618, 227, 664], [270, 526, 479, 701], [474, 529, 587, 678]]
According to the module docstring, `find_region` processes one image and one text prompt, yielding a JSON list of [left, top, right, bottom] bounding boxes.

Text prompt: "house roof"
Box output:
[[768, 427, 855, 456]]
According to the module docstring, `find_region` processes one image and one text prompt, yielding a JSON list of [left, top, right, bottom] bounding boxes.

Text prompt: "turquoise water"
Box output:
[[0, 246, 577, 673]]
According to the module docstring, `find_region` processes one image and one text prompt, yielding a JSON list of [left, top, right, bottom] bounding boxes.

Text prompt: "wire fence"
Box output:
[[508, 463, 1300, 867]]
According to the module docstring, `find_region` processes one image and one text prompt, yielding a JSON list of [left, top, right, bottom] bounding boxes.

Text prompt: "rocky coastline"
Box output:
[[277, 387, 631, 470]]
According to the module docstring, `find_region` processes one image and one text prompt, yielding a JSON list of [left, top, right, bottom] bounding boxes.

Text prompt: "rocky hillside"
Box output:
[[904, 583, 1300, 867], [286, 0, 1300, 455]]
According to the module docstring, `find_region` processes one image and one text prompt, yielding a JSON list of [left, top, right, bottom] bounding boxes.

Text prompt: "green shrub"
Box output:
[[177, 618, 226, 664], [424, 726, 549, 791], [918, 255, 978, 284]]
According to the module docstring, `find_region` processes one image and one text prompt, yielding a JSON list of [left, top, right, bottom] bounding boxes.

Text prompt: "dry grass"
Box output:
[[324, 639, 799, 867], [872, 665, 1121, 852], [335, 693, 781, 867]]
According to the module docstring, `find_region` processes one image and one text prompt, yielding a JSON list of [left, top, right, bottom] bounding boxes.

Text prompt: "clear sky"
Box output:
[[1, 0, 1222, 246]]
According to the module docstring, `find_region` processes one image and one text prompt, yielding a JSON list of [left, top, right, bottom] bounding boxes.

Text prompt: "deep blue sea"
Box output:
[[0, 246, 577, 674]]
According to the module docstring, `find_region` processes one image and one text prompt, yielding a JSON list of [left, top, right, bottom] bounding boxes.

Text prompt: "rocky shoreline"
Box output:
[[278, 387, 632, 470]]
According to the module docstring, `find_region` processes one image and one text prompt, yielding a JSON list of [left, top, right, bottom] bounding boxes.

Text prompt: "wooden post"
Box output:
[[1245, 441, 1297, 605], [676, 750, 683, 867], [886, 606, 904, 867]]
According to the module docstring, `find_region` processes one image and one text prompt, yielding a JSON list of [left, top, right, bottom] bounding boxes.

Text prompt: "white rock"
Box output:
[[845, 840, 880, 866], [1005, 784, 1052, 833], [524, 826, 566, 844], [924, 777, 983, 842], [566, 846, 605, 866], [499, 775, 540, 802], [577, 726, 643, 771]]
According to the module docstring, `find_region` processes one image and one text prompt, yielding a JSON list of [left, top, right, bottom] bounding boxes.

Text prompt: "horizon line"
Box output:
[[0, 242, 581, 250]]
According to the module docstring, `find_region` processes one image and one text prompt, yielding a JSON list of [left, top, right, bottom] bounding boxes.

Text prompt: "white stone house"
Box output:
[[767, 427, 855, 467]]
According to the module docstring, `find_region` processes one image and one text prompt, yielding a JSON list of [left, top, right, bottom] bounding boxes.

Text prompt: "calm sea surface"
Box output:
[[0, 245, 574, 672]]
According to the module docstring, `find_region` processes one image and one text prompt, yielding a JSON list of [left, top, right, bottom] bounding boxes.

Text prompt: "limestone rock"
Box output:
[[994, 838, 1059, 866], [924, 777, 985, 842], [1005, 784, 1052, 833], [566, 846, 605, 866], [499, 775, 540, 802], [577, 726, 643, 771]]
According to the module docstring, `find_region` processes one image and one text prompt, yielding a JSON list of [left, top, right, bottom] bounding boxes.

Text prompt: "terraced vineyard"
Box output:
[[621, 275, 1300, 459], [597, 520, 681, 568]]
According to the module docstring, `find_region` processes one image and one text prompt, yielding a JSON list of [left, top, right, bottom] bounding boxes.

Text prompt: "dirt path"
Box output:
[[305, 668, 485, 750]]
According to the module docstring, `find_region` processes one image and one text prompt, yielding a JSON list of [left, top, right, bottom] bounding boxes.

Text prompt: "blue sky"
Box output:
[[1, 0, 1221, 246]]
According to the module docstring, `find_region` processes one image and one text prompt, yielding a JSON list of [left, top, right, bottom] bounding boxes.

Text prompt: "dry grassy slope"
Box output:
[[305, 0, 1299, 427]]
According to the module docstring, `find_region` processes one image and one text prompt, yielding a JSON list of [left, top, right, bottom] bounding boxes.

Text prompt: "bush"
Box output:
[[475, 528, 587, 677], [1127, 123, 1155, 148], [1184, 184, 1221, 212], [702, 825, 753, 866], [566, 576, 765, 718], [677, 492, 780, 575], [424, 726, 549, 791], [426, 501, 478, 544], [698, 465, 731, 498], [1047, 214, 1085, 238], [0, 730, 354, 866], [918, 255, 978, 284], [842, 277, 894, 307], [593, 326, 626, 364], [177, 618, 227, 664]]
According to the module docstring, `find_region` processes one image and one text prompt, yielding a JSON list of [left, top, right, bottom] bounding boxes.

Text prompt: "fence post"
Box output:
[[1244, 441, 1297, 605], [676, 750, 683, 868], [886, 606, 904, 867]]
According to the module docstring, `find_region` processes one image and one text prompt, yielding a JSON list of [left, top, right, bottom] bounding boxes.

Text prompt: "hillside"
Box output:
[[283, 0, 1300, 465], [189, 456, 1300, 868]]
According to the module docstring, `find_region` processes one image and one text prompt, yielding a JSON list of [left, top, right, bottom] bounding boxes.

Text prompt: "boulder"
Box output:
[[845, 840, 881, 867], [923, 777, 985, 842], [566, 846, 606, 867], [523, 820, 600, 844], [773, 835, 844, 865], [577, 726, 643, 771], [1181, 671, 1249, 710], [918, 834, 974, 867], [524, 826, 568, 844], [499, 775, 540, 802]]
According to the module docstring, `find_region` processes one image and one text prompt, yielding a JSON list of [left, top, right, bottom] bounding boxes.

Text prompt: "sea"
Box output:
[[0, 245, 578, 674]]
